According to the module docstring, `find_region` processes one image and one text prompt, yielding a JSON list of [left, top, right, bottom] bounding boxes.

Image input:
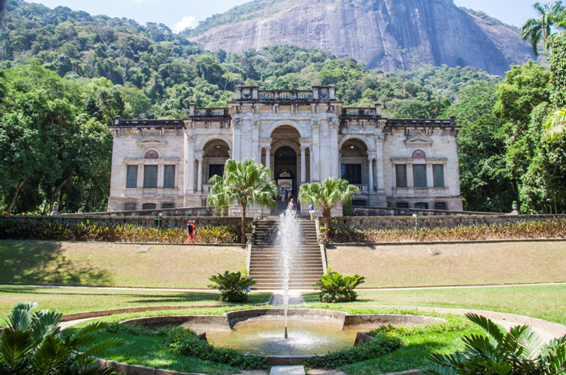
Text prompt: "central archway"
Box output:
[[274, 147, 297, 195]]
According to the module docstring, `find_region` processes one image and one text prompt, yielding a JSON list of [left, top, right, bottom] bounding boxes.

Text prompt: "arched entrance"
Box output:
[[274, 146, 297, 195]]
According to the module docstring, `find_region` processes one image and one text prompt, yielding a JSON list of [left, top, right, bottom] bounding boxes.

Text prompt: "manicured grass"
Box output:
[[0, 286, 271, 318], [327, 241, 566, 287], [0, 241, 246, 287], [304, 284, 566, 325]]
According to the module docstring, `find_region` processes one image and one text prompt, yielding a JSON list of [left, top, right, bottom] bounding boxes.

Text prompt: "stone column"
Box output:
[[312, 121, 320, 182], [375, 134, 385, 193], [252, 121, 259, 162], [310, 147, 314, 183], [187, 134, 195, 193], [330, 121, 339, 178], [265, 147, 271, 181], [232, 119, 241, 161], [407, 163, 414, 188], [368, 156, 375, 193], [300, 146, 307, 184], [196, 155, 203, 193]]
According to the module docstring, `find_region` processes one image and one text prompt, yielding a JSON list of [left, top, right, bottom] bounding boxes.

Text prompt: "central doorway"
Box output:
[[274, 146, 297, 196]]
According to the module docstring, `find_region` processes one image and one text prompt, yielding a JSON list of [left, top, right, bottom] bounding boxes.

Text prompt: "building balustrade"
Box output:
[[257, 90, 314, 101], [113, 118, 185, 127], [191, 108, 231, 118], [340, 108, 378, 118]]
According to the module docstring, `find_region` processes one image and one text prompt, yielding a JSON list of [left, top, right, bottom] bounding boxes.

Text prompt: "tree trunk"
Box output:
[[322, 206, 331, 229], [54, 170, 74, 206], [241, 203, 246, 244], [6, 180, 26, 213], [0, 0, 6, 39]]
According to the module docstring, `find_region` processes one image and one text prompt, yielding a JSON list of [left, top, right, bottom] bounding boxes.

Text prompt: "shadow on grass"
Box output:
[[0, 241, 113, 286]]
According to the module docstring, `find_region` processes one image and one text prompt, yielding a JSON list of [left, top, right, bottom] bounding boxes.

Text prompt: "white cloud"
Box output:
[[173, 15, 196, 33]]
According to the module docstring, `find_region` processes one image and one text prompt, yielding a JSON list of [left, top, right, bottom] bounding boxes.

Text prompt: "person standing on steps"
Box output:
[[288, 198, 295, 211], [309, 203, 315, 220]]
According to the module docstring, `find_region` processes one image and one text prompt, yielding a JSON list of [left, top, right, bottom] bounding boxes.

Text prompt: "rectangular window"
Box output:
[[162, 203, 174, 209], [396, 202, 409, 208], [164, 165, 175, 189], [124, 203, 136, 211], [126, 165, 138, 188], [413, 164, 427, 188], [142, 203, 156, 210], [341, 164, 362, 185], [395, 164, 407, 188], [433, 165, 445, 188], [415, 202, 429, 209], [209, 164, 225, 179], [143, 165, 158, 188], [435, 202, 447, 210]]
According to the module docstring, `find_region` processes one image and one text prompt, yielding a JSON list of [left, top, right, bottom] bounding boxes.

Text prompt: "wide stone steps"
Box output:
[[249, 218, 323, 290]]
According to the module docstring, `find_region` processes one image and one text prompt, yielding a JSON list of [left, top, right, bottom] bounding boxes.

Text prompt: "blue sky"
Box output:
[[28, 0, 538, 32]]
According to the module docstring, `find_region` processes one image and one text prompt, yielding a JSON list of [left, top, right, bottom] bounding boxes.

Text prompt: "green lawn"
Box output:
[[327, 241, 566, 287], [304, 284, 566, 325], [0, 286, 271, 318], [0, 241, 247, 287]]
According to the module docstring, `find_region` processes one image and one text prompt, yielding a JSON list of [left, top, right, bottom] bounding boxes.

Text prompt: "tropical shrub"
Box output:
[[423, 313, 566, 375], [0, 219, 240, 244], [0, 302, 121, 375], [161, 326, 268, 369], [329, 219, 566, 243], [209, 271, 256, 303], [314, 269, 365, 303], [305, 332, 402, 368], [319, 226, 327, 232]]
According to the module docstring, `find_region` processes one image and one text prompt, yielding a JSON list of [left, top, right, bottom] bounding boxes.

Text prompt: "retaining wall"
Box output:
[[331, 214, 566, 231]]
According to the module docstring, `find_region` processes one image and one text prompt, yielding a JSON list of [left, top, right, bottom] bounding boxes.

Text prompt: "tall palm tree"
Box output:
[[207, 159, 277, 243], [298, 177, 360, 229], [521, 1, 566, 56]]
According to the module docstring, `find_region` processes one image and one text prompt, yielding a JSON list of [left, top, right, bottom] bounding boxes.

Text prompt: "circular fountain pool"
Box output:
[[206, 315, 359, 355], [121, 308, 445, 361]]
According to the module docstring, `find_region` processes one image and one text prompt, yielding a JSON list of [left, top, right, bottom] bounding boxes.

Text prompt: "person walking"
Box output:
[[288, 198, 295, 211], [309, 203, 315, 220], [282, 189, 287, 203], [184, 219, 193, 244]]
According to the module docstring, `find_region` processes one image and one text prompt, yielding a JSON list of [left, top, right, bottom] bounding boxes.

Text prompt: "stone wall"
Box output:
[[352, 206, 501, 217], [331, 214, 566, 231]]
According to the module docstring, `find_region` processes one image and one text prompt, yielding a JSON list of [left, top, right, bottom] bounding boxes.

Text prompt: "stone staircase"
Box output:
[[249, 219, 324, 290]]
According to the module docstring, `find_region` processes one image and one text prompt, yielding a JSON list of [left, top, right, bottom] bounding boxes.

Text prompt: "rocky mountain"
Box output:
[[188, 0, 536, 75]]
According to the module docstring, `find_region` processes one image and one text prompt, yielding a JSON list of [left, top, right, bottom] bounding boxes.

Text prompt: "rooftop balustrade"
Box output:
[[112, 118, 185, 128], [340, 108, 379, 118], [190, 108, 231, 118]]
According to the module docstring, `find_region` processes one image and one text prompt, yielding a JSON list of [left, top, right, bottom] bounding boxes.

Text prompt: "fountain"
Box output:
[[275, 208, 301, 339]]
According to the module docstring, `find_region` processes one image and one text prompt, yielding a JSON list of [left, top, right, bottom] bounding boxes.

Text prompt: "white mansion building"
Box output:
[[107, 86, 463, 215]]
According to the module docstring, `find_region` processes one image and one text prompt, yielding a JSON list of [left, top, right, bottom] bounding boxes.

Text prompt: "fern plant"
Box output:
[[208, 271, 256, 303], [0, 302, 122, 375], [423, 313, 566, 375], [314, 269, 365, 303]]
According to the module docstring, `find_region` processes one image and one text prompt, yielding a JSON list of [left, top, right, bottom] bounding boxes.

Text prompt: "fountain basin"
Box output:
[[120, 309, 445, 364]]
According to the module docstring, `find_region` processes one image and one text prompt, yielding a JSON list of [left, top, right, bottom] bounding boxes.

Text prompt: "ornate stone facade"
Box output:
[[107, 86, 463, 215]]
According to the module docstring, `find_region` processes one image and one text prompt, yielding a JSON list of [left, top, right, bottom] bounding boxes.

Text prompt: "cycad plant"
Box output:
[[207, 159, 277, 243], [314, 269, 365, 303], [209, 271, 256, 303], [423, 313, 566, 375], [0, 302, 121, 375], [298, 177, 360, 229]]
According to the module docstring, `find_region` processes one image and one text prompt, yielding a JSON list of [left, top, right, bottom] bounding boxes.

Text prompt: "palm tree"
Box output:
[[521, 1, 566, 56], [423, 313, 566, 375], [298, 177, 360, 229], [1, 302, 121, 375], [544, 106, 566, 142], [207, 159, 277, 243]]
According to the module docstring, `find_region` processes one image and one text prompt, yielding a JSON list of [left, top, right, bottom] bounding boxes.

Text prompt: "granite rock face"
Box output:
[[189, 0, 535, 75]]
